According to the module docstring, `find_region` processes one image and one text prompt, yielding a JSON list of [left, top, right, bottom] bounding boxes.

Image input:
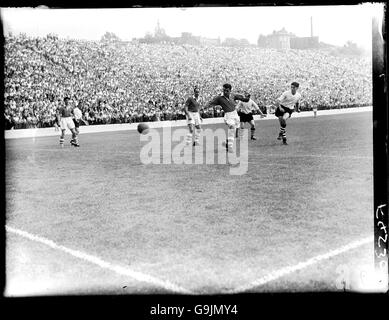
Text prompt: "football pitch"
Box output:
[[5, 111, 375, 295]]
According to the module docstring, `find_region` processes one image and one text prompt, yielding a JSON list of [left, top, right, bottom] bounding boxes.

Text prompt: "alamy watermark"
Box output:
[[139, 127, 248, 175]]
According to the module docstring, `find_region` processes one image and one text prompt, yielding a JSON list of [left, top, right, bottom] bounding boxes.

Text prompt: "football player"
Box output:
[[57, 97, 79, 147], [236, 92, 266, 140], [205, 83, 250, 152], [184, 86, 202, 146], [72, 100, 88, 137], [274, 82, 301, 145]]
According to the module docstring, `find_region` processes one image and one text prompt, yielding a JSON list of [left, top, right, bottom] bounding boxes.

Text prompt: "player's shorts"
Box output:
[[275, 105, 294, 117], [60, 117, 75, 130], [73, 119, 80, 128], [186, 111, 201, 126], [224, 110, 240, 128], [238, 111, 254, 123]]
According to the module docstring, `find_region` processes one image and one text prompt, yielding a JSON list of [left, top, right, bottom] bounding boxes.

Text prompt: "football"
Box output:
[[137, 123, 150, 134]]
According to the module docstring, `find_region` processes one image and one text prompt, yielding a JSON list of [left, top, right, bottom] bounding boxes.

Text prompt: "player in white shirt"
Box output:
[[71, 100, 89, 145], [274, 82, 301, 145], [236, 93, 266, 140], [73, 105, 83, 135], [312, 104, 318, 118]]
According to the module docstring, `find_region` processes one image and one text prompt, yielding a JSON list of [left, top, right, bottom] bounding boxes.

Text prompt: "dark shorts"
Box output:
[[275, 105, 294, 117], [238, 112, 254, 123], [73, 119, 80, 128]]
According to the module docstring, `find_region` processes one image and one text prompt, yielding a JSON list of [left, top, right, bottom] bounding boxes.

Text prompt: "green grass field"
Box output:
[[5, 111, 375, 295]]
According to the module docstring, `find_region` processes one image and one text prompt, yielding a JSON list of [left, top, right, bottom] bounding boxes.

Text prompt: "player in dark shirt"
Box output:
[[57, 97, 79, 147], [184, 86, 202, 146], [205, 83, 249, 152]]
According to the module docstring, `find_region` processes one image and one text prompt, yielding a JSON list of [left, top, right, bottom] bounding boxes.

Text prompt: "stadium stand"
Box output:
[[4, 34, 372, 129]]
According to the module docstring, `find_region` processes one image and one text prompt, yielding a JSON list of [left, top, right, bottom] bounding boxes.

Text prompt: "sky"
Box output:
[[0, 4, 385, 49]]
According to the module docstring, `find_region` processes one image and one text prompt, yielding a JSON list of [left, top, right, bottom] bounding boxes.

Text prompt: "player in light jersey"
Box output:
[[73, 103, 82, 135], [72, 100, 88, 137], [236, 93, 266, 140], [274, 82, 301, 145], [205, 83, 249, 152], [57, 97, 79, 147], [312, 104, 318, 118], [184, 87, 202, 146]]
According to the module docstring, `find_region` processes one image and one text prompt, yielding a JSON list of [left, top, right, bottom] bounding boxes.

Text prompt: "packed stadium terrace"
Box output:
[[4, 34, 372, 129]]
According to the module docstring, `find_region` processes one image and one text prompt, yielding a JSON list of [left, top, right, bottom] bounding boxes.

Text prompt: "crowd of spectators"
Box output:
[[4, 34, 372, 129]]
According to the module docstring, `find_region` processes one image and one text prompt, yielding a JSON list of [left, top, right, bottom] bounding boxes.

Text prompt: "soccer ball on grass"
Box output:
[[137, 123, 150, 134]]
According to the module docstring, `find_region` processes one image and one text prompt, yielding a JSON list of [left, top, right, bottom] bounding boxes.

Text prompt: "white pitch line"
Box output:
[[5, 225, 192, 294], [225, 236, 373, 294]]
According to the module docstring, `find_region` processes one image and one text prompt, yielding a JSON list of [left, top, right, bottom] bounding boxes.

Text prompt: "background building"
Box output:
[[257, 17, 319, 50]]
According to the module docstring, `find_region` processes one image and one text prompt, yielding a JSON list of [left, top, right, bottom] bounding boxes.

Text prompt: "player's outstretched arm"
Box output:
[[55, 112, 61, 131], [205, 96, 220, 109], [184, 99, 191, 120], [199, 107, 204, 122], [80, 117, 89, 125], [252, 100, 265, 116], [275, 98, 283, 112], [235, 100, 242, 111], [233, 93, 250, 103]]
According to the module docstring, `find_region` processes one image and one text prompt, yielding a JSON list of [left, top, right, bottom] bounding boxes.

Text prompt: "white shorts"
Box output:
[[224, 110, 240, 128], [60, 117, 75, 130], [186, 111, 201, 126]]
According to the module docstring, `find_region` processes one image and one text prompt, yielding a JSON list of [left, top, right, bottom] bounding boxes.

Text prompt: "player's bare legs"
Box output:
[[71, 127, 80, 144], [249, 120, 256, 140], [277, 116, 285, 142], [70, 128, 79, 147], [237, 122, 244, 139], [278, 113, 290, 145], [194, 124, 201, 146], [59, 129, 66, 147], [186, 123, 194, 145], [225, 123, 237, 152]]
